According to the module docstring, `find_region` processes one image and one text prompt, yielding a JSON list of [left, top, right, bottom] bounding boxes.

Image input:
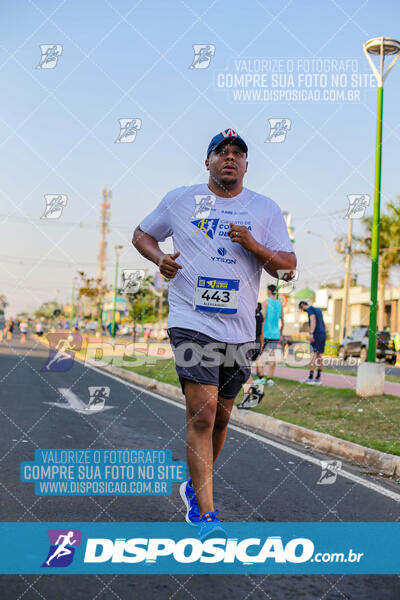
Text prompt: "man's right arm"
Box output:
[[132, 226, 165, 266], [132, 226, 182, 279]]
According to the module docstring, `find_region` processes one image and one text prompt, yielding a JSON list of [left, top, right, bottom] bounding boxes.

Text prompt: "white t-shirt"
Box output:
[[139, 184, 293, 343]]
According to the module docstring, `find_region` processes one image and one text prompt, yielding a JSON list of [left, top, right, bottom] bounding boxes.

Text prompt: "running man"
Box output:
[[298, 301, 326, 384], [132, 129, 296, 537], [261, 284, 284, 386]]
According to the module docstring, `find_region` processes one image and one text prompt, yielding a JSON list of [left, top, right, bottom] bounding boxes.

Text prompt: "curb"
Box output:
[[100, 363, 400, 477]]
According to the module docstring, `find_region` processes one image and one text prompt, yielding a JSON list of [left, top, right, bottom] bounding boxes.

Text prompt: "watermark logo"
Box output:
[[41, 333, 82, 372], [115, 118, 142, 143], [191, 194, 216, 219], [265, 119, 291, 143], [41, 194, 67, 220], [317, 460, 342, 485], [87, 386, 110, 412], [216, 58, 375, 104], [276, 269, 299, 294], [238, 381, 265, 409], [345, 194, 370, 219], [189, 44, 216, 69], [36, 45, 63, 69], [42, 529, 81, 567], [122, 269, 145, 294]]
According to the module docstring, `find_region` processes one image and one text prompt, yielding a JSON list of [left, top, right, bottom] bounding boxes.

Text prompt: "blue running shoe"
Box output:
[[197, 510, 226, 540], [179, 479, 200, 526]]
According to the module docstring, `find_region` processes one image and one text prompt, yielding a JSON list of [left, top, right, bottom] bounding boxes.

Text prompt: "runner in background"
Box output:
[[19, 319, 28, 344], [35, 320, 44, 337], [5, 317, 14, 341], [262, 284, 284, 386]]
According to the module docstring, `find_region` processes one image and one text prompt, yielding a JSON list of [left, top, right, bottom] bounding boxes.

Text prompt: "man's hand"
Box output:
[[227, 222, 256, 251], [309, 333, 314, 343], [158, 251, 182, 279]]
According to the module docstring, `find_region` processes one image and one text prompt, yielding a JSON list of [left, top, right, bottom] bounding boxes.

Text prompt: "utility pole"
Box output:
[[111, 245, 123, 337], [339, 217, 353, 340], [98, 189, 111, 285]]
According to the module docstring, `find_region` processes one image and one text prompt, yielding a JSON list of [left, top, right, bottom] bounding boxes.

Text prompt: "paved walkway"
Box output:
[[274, 366, 400, 397]]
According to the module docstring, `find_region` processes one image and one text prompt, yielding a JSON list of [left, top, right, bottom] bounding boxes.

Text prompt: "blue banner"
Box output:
[[0, 522, 399, 574]]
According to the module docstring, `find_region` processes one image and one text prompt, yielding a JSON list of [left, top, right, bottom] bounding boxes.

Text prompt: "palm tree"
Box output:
[[355, 198, 400, 329]]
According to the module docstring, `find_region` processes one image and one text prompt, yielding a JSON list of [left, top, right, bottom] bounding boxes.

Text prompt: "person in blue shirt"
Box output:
[[299, 301, 326, 384]]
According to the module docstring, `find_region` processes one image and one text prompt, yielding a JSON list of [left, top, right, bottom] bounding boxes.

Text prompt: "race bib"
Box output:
[[193, 276, 239, 314]]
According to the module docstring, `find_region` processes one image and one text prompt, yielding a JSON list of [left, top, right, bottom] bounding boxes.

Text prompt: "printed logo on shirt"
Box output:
[[191, 218, 219, 239], [210, 247, 237, 264]]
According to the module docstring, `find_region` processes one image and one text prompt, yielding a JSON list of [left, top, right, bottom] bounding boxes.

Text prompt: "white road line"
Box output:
[[84, 362, 400, 503]]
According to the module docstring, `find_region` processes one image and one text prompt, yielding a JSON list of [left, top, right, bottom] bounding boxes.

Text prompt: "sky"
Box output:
[[1, 0, 400, 316]]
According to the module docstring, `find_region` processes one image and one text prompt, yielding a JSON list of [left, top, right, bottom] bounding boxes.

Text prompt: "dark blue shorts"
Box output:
[[311, 334, 326, 354], [168, 327, 252, 400]]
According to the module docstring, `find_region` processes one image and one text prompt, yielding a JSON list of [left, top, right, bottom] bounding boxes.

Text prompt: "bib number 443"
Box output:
[[201, 290, 230, 303]]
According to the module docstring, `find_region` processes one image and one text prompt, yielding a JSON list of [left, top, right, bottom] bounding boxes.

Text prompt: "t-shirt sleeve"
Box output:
[[139, 189, 176, 242], [263, 202, 293, 253]]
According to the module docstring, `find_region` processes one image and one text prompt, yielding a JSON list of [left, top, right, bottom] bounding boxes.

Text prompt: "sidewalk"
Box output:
[[274, 366, 400, 397]]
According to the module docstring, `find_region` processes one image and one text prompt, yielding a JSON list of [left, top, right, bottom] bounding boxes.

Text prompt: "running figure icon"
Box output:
[[44, 337, 77, 371], [45, 531, 77, 566]]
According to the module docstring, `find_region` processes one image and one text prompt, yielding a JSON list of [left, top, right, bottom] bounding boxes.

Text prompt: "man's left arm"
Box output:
[[228, 221, 296, 278]]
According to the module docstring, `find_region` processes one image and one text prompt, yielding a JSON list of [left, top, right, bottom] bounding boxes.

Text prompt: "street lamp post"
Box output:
[[363, 37, 400, 362], [111, 245, 123, 337]]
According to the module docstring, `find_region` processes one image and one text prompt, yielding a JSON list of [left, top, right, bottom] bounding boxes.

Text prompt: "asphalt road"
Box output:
[[0, 334, 399, 599]]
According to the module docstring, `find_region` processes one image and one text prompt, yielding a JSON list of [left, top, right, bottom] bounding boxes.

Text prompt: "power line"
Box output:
[[0, 213, 132, 232]]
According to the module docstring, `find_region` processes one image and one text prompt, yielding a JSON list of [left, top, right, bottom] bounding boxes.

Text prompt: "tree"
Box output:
[[34, 300, 60, 319], [124, 274, 168, 331], [355, 198, 400, 329]]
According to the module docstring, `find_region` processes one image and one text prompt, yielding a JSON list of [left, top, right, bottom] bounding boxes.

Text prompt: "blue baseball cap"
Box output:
[[206, 129, 248, 157]]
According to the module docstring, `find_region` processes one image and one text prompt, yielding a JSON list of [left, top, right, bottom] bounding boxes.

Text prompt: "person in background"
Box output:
[[262, 284, 284, 386], [19, 319, 28, 344], [5, 317, 14, 341], [298, 301, 326, 385], [35, 321, 44, 337]]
